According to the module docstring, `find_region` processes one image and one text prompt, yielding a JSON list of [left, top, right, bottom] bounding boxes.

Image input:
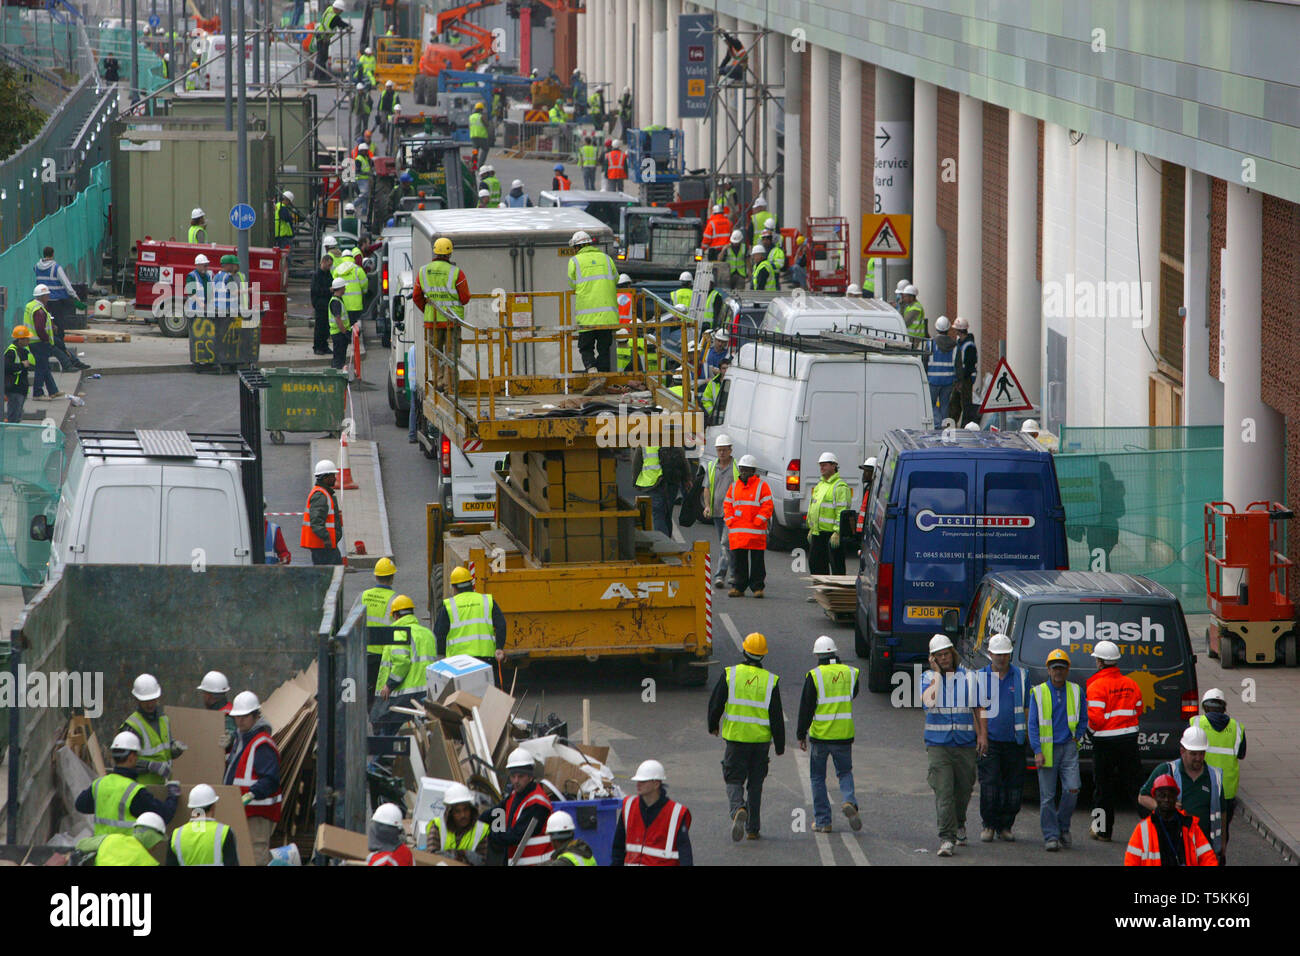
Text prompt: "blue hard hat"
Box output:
[[399, 172, 412, 183], [553, 163, 564, 171], [386, 218, 396, 227]]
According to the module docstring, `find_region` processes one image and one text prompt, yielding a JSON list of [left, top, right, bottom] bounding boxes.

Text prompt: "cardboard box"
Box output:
[[314, 824, 466, 866], [412, 777, 459, 838], [427, 656, 493, 701]]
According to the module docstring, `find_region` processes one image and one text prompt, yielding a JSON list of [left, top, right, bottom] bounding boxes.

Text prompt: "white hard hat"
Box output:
[[679, 271, 692, 282], [987, 633, 1014, 655], [385, 79, 394, 87], [33, 283, 50, 297], [479, 189, 490, 197], [903, 284, 918, 296], [511, 178, 524, 189], [193, 254, 209, 266], [712, 204, 722, 214], [570, 229, 591, 245], [813, 635, 838, 655], [314, 458, 338, 475], [845, 284, 862, 297], [443, 783, 475, 806], [188, 783, 219, 808], [1202, 688, 1226, 704], [714, 433, 733, 447], [197, 671, 230, 694], [480, 164, 494, 173], [862, 456, 878, 468], [762, 219, 776, 233], [363, 45, 372, 54], [111, 730, 142, 752], [505, 747, 535, 772], [134, 811, 167, 835], [331, 277, 347, 290], [1091, 640, 1121, 661], [356, 81, 365, 90], [331, 0, 344, 8], [737, 454, 758, 468], [1180, 726, 1209, 752], [344, 202, 355, 212], [229, 690, 260, 716], [322, 235, 338, 247], [611, 139, 621, 149], [618, 273, 632, 284], [964, 421, 980, 431], [934, 316, 950, 332], [283, 190, 294, 202], [753, 197, 766, 208], [750, 244, 766, 256], [630, 759, 666, 782], [895, 279, 909, 293], [132, 673, 162, 701], [929, 634, 954, 654], [818, 451, 838, 465], [545, 810, 576, 835], [730, 229, 743, 243], [1020, 419, 1040, 433], [191, 207, 205, 219], [372, 803, 403, 827], [714, 328, 729, 340], [952, 316, 969, 331]]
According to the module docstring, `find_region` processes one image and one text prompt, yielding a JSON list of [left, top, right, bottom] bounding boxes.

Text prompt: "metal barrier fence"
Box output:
[[501, 119, 585, 162]]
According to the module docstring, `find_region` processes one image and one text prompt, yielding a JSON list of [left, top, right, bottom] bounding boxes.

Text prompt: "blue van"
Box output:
[[855, 428, 1069, 691]]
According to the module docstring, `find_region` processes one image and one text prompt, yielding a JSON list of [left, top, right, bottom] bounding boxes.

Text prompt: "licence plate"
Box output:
[[905, 605, 955, 620], [461, 500, 495, 512]]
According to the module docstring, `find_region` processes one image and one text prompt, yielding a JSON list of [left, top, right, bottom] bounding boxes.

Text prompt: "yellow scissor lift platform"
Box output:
[[423, 289, 715, 683]]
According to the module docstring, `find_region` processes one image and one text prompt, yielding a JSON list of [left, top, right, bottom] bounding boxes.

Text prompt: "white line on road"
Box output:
[[671, 524, 685, 543], [841, 832, 871, 866], [719, 611, 743, 652], [793, 746, 837, 867]]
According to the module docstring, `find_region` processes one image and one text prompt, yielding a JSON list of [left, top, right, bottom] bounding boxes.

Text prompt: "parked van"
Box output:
[[955, 570, 1197, 769], [432, 430, 506, 523], [703, 333, 932, 546], [32, 430, 257, 577], [379, 222, 414, 348], [856, 427, 1069, 691], [388, 270, 417, 426], [760, 295, 909, 338], [537, 189, 639, 238]]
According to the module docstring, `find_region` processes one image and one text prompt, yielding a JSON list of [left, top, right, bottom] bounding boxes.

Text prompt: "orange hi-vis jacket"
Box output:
[[703, 213, 732, 248], [1086, 666, 1144, 738], [1124, 814, 1217, 866], [300, 485, 338, 549], [723, 474, 773, 550], [606, 149, 627, 179]]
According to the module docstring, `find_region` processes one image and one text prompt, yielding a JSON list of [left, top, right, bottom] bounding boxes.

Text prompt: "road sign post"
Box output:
[[230, 204, 257, 231]]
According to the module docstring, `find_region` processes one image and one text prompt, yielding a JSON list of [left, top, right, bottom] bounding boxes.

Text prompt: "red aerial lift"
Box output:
[[417, 0, 499, 78], [1204, 500, 1298, 667], [802, 216, 850, 294]]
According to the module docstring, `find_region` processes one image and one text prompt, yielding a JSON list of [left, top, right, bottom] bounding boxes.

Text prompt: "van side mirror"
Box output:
[[29, 514, 51, 542], [942, 608, 960, 639]]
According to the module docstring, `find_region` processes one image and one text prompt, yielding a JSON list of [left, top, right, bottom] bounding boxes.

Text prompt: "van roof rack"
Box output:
[[732, 326, 929, 377], [77, 429, 256, 461]]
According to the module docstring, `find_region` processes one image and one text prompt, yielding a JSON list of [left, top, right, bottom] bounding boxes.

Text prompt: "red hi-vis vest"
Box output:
[[606, 149, 627, 179], [622, 795, 690, 866], [1086, 666, 1144, 738], [300, 485, 338, 548], [367, 845, 414, 866], [616, 290, 633, 324], [231, 730, 282, 822], [505, 787, 553, 865], [1124, 814, 1217, 866], [554, 173, 571, 190]]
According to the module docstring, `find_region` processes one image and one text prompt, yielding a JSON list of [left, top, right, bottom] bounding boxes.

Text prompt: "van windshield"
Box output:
[[1019, 603, 1181, 666]]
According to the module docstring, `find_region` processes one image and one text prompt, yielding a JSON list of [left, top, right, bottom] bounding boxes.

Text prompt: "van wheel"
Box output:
[[854, 617, 869, 659], [395, 406, 409, 427], [1283, 633, 1298, 667], [1220, 635, 1236, 669], [387, 378, 397, 410], [157, 311, 189, 337], [866, 627, 892, 693]]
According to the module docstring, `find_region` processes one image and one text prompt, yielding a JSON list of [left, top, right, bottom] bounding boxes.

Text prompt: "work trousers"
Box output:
[[977, 739, 1026, 832], [577, 327, 613, 373], [953, 378, 975, 426], [929, 383, 954, 424], [4, 391, 25, 423], [1091, 734, 1142, 840], [722, 740, 769, 835], [471, 136, 489, 164], [29, 342, 59, 397], [581, 166, 596, 190], [313, 305, 331, 352], [926, 744, 976, 843], [807, 530, 845, 575], [730, 546, 766, 593], [247, 816, 273, 866], [1036, 740, 1081, 842], [314, 38, 331, 81], [309, 545, 343, 566], [650, 482, 677, 537], [331, 330, 351, 370], [809, 739, 856, 828]]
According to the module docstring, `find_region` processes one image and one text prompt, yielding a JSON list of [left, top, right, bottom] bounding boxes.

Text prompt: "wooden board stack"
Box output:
[[808, 574, 859, 624]]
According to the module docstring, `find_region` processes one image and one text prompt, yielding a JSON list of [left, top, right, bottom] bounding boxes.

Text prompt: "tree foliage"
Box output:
[[0, 64, 49, 161]]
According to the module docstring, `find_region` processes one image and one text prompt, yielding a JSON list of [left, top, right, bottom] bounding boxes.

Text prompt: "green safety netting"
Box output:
[[0, 14, 169, 93], [0, 422, 65, 586], [1056, 426, 1224, 613]]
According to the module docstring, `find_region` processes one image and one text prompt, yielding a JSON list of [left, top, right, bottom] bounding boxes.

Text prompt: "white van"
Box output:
[[537, 189, 639, 240], [388, 270, 418, 426], [703, 337, 932, 544], [32, 430, 255, 577], [760, 294, 910, 337]]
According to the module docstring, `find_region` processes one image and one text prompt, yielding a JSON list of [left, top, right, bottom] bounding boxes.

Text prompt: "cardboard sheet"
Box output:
[[147, 784, 256, 866], [165, 706, 229, 786], [314, 824, 466, 866]]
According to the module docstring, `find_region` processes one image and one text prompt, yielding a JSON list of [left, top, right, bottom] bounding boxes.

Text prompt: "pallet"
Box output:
[[66, 328, 131, 343]]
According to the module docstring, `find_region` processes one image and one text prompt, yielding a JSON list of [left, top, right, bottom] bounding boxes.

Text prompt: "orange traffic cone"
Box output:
[[338, 430, 359, 490]]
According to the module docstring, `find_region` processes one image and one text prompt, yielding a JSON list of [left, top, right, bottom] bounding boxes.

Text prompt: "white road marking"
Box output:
[[841, 832, 871, 866], [793, 746, 837, 867], [719, 611, 743, 652]]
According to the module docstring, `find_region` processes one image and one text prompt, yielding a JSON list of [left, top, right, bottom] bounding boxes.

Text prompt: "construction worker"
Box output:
[[183, 253, 214, 318], [357, 45, 376, 86], [1124, 773, 1218, 866], [552, 163, 571, 190], [301, 458, 344, 565], [376, 80, 398, 142], [428, 783, 489, 863], [185, 60, 199, 91], [311, 254, 334, 355], [952, 316, 978, 425], [604, 138, 627, 191], [1030, 649, 1086, 851], [434, 565, 507, 671], [118, 673, 186, 786], [701, 356, 728, 416], [615, 272, 634, 325], [166, 784, 238, 866], [762, 223, 786, 275], [702, 205, 732, 259], [892, 278, 909, 313], [1192, 688, 1245, 851], [378, 594, 437, 706], [74, 731, 180, 835], [476, 187, 491, 208], [273, 191, 299, 257], [337, 201, 362, 239], [24, 285, 61, 402], [569, 68, 586, 108], [1138, 725, 1227, 862], [481, 748, 553, 865], [386, 170, 414, 219], [325, 276, 351, 370], [721, 229, 747, 290], [367, 803, 413, 865], [95, 811, 167, 867], [617, 87, 632, 134], [610, 759, 693, 865], [362, 557, 399, 695], [750, 244, 777, 291], [187, 207, 207, 243], [352, 81, 372, 137], [723, 454, 773, 597], [928, 316, 958, 423], [862, 256, 880, 297], [505, 178, 533, 207], [974, 633, 1027, 843], [214, 254, 249, 317], [845, 283, 862, 298], [807, 451, 852, 575], [567, 229, 619, 385], [922, 633, 984, 857], [479, 164, 501, 204], [900, 283, 926, 339], [587, 89, 604, 130], [671, 271, 693, 314], [33, 244, 89, 368], [414, 236, 471, 384], [469, 101, 490, 163], [707, 631, 784, 841], [711, 175, 738, 217], [1085, 639, 1143, 843], [354, 142, 374, 221], [541, 811, 596, 866], [579, 134, 599, 190], [224, 690, 282, 866], [749, 197, 773, 242], [547, 99, 566, 124], [198, 670, 237, 754], [331, 247, 366, 339], [321, 233, 343, 267], [796, 636, 861, 834], [312, 0, 348, 82]]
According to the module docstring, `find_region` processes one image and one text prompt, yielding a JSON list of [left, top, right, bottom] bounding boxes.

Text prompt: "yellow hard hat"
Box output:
[[11, 325, 30, 339], [475, 101, 485, 110], [742, 632, 768, 656], [1046, 648, 1071, 667], [374, 557, 396, 577], [449, 565, 472, 586], [433, 237, 453, 255], [390, 594, 415, 615]]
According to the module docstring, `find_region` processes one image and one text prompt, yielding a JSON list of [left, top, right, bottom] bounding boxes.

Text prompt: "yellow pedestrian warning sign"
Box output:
[[861, 214, 911, 258]]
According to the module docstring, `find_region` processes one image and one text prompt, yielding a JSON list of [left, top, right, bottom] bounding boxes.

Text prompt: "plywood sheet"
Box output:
[[165, 706, 229, 786]]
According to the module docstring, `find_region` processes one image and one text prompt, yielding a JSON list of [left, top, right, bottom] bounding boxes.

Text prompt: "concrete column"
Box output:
[[651, 0, 667, 126], [591, 0, 603, 89], [1182, 171, 1225, 425], [613, 0, 628, 102], [783, 40, 802, 231], [1005, 109, 1040, 404], [875, 67, 914, 300], [626, 0, 637, 115], [956, 92, 984, 342], [808, 44, 829, 217], [912, 81, 942, 315], [638, 0, 653, 128], [839, 55, 863, 283], [1222, 185, 1284, 506], [577, 6, 586, 77], [665, 0, 679, 127]]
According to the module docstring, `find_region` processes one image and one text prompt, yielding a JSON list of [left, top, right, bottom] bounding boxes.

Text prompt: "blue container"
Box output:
[[552, 798, 623, 866]]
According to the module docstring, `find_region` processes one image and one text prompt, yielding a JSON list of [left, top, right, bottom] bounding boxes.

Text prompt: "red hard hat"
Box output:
[[604, 139, 611, 147], [1151, 774, 1179, 792]]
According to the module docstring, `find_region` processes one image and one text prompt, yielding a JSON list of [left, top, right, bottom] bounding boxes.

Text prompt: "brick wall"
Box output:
[[981, 104, 1009, 376], [801, 52, 810, 226], [1208, 178, 1226, 378], [860, 66, 876, 283], [936, 88, 959, 318]]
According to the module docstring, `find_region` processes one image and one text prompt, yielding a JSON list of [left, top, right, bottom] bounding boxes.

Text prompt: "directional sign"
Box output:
[[147, 13, 160, 28], [862, 214, 910, 258], [229, 203, 256, 230], [679, 14, 714, 119], [978, 357, 1036, 414]]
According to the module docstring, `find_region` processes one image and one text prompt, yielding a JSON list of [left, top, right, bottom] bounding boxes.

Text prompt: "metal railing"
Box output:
[[501, 119, 584, 161]]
